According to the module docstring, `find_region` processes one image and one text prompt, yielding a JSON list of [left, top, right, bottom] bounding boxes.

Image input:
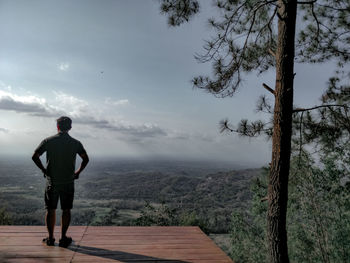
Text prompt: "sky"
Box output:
[[0, 0, 336, 166]]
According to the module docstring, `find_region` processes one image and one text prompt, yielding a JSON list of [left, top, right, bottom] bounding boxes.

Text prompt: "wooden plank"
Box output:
[[80, 235, 209, 241], [0, 233, 83, 241], [76, 244, 222, 250], [178, 261, 232, 263], [0, 244, 223, 252], [74, 248, 224, 256], [79, 240, 214, 246], [0, 226, 86, 233], [0, 246, 72, 252], [72, 260, 232, 263], [0, 237, 83, 246], [0, 232, 85, 237], [1, 251, 73, 258], [81, 231, 202, 236], [73, 253, 230, 260], [84, 227, 200, 231], [2, 253, 73, 259], [1, 259, 71, 263], [84, 228, 203, 234], [72, 259, 122, 263], [0, 248, 223, 256], [84, 227, 201, 231]]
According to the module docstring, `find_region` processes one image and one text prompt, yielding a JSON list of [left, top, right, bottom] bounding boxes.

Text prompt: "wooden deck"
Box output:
[[0, 226, 233, 263]]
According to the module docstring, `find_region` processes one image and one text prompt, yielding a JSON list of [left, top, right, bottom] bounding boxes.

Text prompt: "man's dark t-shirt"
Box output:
[[35, 132, 86, 185]]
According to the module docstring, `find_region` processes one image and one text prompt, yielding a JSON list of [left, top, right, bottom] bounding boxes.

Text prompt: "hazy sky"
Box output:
[[0, 0, 335, 166]]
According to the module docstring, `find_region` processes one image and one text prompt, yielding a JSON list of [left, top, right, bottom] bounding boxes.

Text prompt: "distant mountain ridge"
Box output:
[[80, 168, 261, 213]]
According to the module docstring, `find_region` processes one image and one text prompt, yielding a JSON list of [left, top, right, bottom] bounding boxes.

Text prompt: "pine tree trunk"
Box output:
[[268, 0, 297, 262]]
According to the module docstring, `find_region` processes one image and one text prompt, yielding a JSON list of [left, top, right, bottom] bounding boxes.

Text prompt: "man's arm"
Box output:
[[32, 152, 47, 177], [74, 152, 89, 180]]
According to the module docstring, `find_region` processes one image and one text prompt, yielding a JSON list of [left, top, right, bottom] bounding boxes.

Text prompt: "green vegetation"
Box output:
[[0, 207, 12, 225], [230, 151, 350, 263], [134, 202, 209, 233]]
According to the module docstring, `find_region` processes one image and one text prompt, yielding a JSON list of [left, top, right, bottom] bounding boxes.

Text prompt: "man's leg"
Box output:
[[61, 209, 71, 239], [46, 209, 56, 240], [59, 183, 74, 247]]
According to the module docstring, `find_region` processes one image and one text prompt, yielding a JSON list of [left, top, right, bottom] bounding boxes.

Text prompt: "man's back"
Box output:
[[35, 132, 85, 185], [32, 116, 89, 247]]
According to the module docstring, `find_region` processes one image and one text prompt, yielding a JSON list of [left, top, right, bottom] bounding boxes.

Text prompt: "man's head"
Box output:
[[57, 116, 72, 132]]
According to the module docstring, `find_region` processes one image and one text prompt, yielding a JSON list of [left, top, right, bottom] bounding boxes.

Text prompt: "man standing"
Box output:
[[32, 116, 89, 247]]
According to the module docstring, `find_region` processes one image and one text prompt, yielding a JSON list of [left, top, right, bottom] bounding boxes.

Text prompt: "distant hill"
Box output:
[[79, 168, 262, 232], [80, 168, 260, 205]]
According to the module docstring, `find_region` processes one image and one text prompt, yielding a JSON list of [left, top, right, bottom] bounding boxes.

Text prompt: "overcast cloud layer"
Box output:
[[0, 1, 334, 166]]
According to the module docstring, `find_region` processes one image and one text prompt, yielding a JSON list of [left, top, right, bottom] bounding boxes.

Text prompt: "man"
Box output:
[[32, 116, 89, 247]]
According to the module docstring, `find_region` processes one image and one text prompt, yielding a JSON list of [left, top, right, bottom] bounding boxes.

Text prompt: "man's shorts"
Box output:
[[44, 183, 74, 210]]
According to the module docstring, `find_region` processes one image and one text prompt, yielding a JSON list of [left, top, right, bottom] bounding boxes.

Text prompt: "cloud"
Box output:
[[94, 121, 167, 137], [71, 116, 167, 138], [58, 62, 70, 71], [54, 91, 89, 116], [105, 97, 129, 106], [0, 89, 167, 139], [0, 90, 62, 117], [0, 127, 9, 133], [72, 116, 167, 139], [168, 130, 214, 142]]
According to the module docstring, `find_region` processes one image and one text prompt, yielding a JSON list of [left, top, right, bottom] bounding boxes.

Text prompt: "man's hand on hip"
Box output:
[[42, 168, 47, 178], [74, 171, 80, 180]]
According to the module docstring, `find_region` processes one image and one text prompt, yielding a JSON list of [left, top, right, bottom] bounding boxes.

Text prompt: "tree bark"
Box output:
[[268, 0, 297, 262]]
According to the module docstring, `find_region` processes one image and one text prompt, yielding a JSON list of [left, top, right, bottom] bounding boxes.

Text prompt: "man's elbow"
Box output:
[[32, 152, 39, 161], [83, 154, 89, 164]]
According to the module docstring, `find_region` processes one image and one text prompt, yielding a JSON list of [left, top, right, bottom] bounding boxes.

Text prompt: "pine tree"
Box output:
[[159, 0, 350, 262]]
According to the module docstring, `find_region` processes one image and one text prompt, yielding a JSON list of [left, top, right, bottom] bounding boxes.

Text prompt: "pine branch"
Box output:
[[263, 83, 275, 95], [311, 2, 320, 43], [219, 119, 237, 133], [254, 6, 278, 46], [293, 104, 349, 113], [268, 48, 276, 58], [297, 0, 317, 4], [317, 3, 349, 11], [298, 111, 304, 165], [261, 196, 268, 202]]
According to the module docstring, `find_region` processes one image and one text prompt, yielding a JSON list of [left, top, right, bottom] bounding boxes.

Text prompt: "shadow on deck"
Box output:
[[68, 244, 188, 262]]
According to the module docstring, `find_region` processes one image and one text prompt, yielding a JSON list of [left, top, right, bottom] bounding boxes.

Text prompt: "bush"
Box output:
[[0, 207, 12, 225]]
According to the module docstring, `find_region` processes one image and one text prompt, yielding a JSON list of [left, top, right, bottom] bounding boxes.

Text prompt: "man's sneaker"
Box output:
[[59, 236, 72, 248], [42, 237, 55, 246]]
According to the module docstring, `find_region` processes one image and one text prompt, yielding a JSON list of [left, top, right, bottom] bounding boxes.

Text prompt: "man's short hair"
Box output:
[[57, 116, 72, 131]]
